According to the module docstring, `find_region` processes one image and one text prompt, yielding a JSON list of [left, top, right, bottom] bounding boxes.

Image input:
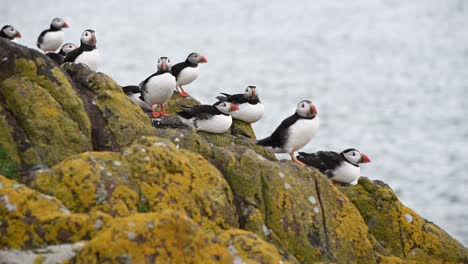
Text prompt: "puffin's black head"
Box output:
[[243, 85, 259, 100], [1, 25, 21, 40], [214, 101, 239, 114], [296, 100, 317, 118], [59, 43, 77, 55], [186, 52, 207, 65], [50, 17, 69, 30], [81, 29, 97, 46], [341, 148, 371, 166], [157, 57, 172, 72]]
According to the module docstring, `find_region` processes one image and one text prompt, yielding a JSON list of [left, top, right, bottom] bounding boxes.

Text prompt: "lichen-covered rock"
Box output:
[[61, 63, 156, 151], [32, 136, 238, 230], [0, 175, 111, 249], [0, 39, 92, 168], [341, 177, 468, 263], [73, 211, 290, 264]]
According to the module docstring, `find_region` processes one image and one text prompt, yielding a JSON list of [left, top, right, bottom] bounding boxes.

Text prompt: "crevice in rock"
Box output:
[[313, 176, 332, 261], [397, 215, 407, 258]]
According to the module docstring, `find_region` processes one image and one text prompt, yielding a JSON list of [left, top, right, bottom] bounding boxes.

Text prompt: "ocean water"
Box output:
[[3, 0, 467, 245]]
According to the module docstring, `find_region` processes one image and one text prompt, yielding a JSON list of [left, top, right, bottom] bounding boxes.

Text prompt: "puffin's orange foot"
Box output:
[[178, 90, 189, 97], [152, 111, 162, 118], [290, 153, 305, 166]]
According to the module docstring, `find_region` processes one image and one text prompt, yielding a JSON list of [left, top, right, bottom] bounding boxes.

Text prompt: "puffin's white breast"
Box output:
[[75, 49, 101, 71], [284, 117, 320, 153], [231, 103, 264, 123], [40, 31, 64, 52], [195, 114, 232, 134], [144, 73, 176, 105], [176, 66, 199, 86], [329, 163, 360, 184]]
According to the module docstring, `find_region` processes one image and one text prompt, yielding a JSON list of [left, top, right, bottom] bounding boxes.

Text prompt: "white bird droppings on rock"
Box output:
[[256, 154, 266, 161], [174, 137, 180, 142], [262, 224, 272, 236], [12, 183, 21, 189], [284, 182, 291, 190], [128, 232, 136, 240], [233, 256, 247, 264], [0, 182, 3, 189], [279, 172, 285, 178], [146, 221, 154, 229], [404, 213, 413, 223], [0, 195, 17, 212], [94, 219, 103, 230], [128, 222, 135, 227], [153, 142, 168, 147], [112, 161, 122, 167], [123, 150, 132, 156], [141, 148, 147, 153], [59, 207, 71, 215], [144, 156, 150, 161], [313, 207, 320, 214], [308, 196, 317, 204]]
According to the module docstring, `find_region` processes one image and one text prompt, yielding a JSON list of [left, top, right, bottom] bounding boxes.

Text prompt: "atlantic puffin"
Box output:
[[1, 25, 21, 40], [257, 100, 319, 166], [139, 57, 176, 118], [216, 85, 264, 123], [121, 85, 152, 112], [46, 43, 77, 64], [63, 29, 100, 71], [177, 101, 239, 134], [171, 52, 207, 97], [297, 149, 371, 184], [36, 17, 69, 52]]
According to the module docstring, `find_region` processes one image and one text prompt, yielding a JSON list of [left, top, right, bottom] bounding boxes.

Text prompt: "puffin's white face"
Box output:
[[157, 57, 172, 71], [215, 102, 239, 114], [243, 86, 258, 100], [296, 100, 317, 118], [81, 30, 97, 45], [2, 25, 21, 39], [61, 43, 77, 54], [187, 52, 207, 64], [51, 18, 69, 29], [342, 149, 371, 165]]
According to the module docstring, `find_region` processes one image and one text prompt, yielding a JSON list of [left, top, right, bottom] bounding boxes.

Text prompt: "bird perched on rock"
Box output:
[[171, 52, 207, 97], [297, 149, 370, 184], [177, 101, 239, 134], [139, 57, 176, 118], [216, 85, 264, 123], [257, 100, 319, 166], [63, 29, 100, 71], [36, 17, 69, 52], [1, 25, 21, 40], [46, 43, 77, 64]]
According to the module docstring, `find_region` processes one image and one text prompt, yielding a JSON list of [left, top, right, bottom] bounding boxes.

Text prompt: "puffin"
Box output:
[[121, 85, 152, 112], [139, 57, 176, 118], [63, 29, 100, 71], [257, 100, 319, 166], [216, 85, 264, 123], [297, 149, 371, 185], [36, 17, 69, 52], [171, 52, 207, 97], [1, 25, 22, 40], [46, 43, 77, 64], [177, 101, 239, 134]]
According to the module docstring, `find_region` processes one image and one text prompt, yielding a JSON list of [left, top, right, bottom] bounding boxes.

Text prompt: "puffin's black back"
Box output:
[[257, 114, 302, 148], [177, 104, 223, 120], [217, 93, 260, 105], [122, 85, 140, 95], [297, 151, 343, 174], [46, 52, 64, 64]]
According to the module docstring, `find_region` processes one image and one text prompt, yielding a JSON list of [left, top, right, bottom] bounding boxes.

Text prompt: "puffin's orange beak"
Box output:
[[230, 103, 239, 112], [91, 33, 97, 45], [63, 22, 69, 28], [199, 56, 207, 63], [360, 153, 371, 163], [15, 31, 22, 38]]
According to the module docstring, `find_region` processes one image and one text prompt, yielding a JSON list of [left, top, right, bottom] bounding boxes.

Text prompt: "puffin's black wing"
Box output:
[[171, 62, 187, 79], [63, 48, 82, 63], [257, 114, 300, 148], [122, 85, 140, 95], [297, 151, 343, 175], [216, 93, 248, 104], [36, 29, 49, 48], [46, 53, 64, 64], [177, 105, 218, 120]]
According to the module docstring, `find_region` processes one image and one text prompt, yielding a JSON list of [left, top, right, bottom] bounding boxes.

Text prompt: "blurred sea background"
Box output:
[[3, 0, 467, 245]]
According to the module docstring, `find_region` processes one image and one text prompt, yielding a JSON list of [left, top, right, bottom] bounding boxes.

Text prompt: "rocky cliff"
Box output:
[[0, 38, 467, 263]]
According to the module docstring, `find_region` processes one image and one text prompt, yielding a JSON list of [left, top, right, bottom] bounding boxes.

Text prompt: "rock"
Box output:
[[341, 177, 468, 263], [72, 210, 291, 264], [32, 137, 238, 230], [0, 39, 92, 168], [0, 175, 111, 249]]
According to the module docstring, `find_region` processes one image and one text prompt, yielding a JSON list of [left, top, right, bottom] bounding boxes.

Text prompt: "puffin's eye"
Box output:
[[302, 103, 305, 108]]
